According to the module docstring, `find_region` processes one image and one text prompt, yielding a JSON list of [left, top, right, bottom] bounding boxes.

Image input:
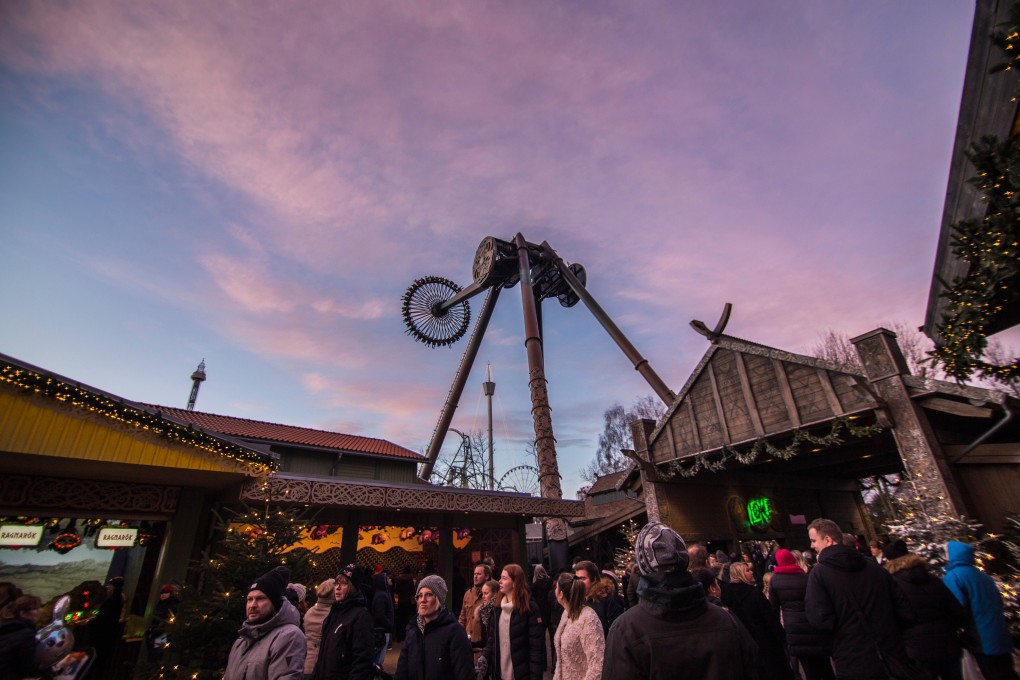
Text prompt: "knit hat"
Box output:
[[337, 563, 364, 585], [635, 522, 688, 575], [883, 539, 908, 561], [160, 584, 176, 595], [416, 574, 448, 606], [249, 568, 288, 611], [773, 549, 804, 574], [288, 583, 306, 603]]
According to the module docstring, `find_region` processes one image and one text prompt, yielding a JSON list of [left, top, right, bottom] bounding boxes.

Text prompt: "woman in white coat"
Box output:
[[552, 572, 604, 680]]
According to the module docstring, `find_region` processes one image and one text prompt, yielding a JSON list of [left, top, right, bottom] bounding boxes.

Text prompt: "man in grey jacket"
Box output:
[[225, 568, 306, 680]]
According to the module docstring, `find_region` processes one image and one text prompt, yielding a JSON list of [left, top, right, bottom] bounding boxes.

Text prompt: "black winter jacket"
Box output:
[[601, 570, 758, 680], [769, 570, 832, 657], [313, 592, 376, 680], [722, 580, 795, 680], [886, 554, 967, 664], [805, 544, 914, 680], [482, 602, 545, 680], [0, 619, 39, 680], [395, 609, 473, 680]]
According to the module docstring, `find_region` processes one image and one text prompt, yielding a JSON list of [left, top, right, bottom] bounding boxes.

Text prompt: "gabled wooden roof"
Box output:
[[646, 335, 877, 465]]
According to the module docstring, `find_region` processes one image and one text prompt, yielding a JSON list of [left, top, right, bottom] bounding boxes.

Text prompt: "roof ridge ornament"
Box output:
[[689, 302, 733, 342]]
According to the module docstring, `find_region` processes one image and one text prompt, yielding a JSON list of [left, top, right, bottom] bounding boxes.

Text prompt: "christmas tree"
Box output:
[[147, 503, 315, 679], [883, 480, 982, 572], [614, 519, 640, 573]]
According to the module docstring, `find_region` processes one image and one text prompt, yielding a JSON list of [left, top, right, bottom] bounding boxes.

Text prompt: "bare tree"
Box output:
[[812, 322, 941, 378], [582, 396, 667, 483]]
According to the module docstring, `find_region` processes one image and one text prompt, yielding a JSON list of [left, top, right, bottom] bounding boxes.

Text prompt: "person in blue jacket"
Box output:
[[942, 541, 1018, 680]]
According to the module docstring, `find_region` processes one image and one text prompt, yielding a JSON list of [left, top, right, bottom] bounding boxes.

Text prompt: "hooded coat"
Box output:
[[600, 570, 758, 680], [371, 572, 394, 646], [722, 580, 795, 680], [805, 543, 914, 680], [224, 598, 306, 680], [884, 553, 967, 665], [313, 590, 376, 680], [942, 541, 1015, 656], [395, 608, 474, 680]]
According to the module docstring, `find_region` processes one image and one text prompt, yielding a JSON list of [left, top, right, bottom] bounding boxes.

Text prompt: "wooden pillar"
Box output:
[[851, 328, 968, 517], [631, 418, 662, 524], [146, 488, 210, 622]]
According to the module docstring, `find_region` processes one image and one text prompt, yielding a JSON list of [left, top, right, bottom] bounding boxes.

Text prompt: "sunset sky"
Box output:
[[0, 1, 980, 496]]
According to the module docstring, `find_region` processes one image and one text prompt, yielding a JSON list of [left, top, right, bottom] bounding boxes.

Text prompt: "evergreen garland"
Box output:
[[660, 417, 884, 479]]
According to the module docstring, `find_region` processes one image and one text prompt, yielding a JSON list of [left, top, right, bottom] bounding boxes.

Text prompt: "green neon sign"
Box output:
[[746, 497, 773, 528]]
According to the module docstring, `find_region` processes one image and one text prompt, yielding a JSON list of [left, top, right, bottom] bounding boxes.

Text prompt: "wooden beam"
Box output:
[[684, 399, 702, 451], [707, 362, 731, 445], [918, 397, 995, 419], [816, 368, 844, 417], [772, 359, 801, 428], [944, 442, 1020, 464], [735, 353, 765, 437]]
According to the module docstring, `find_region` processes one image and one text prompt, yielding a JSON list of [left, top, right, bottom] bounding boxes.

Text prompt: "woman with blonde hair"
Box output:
[[479, 563, 545, 680], [303, 578, 335, 678], [552, 573, 603, 680]]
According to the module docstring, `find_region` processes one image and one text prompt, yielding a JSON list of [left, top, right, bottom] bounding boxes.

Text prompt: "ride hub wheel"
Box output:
[[401, 276, 471, 347]]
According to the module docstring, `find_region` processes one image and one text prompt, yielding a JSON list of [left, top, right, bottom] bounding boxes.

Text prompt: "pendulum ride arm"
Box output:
[[540, 241, 676, 407], [418, 285, 501, 482]]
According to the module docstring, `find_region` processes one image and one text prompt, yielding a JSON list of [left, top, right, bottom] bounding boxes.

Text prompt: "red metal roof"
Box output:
[[150, 405, 423, 461]]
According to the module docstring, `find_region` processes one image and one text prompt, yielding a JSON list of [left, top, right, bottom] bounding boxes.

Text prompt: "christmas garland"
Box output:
[[660, 417, 884, 480], [931, 5, 1020, 384]]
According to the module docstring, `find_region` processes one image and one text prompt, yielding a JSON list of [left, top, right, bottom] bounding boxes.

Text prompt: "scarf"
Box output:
[[416, 607, 444, 634]]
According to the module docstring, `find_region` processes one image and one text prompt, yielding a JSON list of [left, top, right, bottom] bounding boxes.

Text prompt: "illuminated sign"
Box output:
[[0, 525, 44, 547], [96, 527, 138, 548], [746, 497, 773, 528]]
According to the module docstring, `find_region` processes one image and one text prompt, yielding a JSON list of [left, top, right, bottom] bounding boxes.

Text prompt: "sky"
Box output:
[[0, 1, 980, 498]]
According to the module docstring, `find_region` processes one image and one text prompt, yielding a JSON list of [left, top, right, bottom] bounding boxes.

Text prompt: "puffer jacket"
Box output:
[[304, 595, 336, 675], [722, 580, 794, 680], [395, 608, 474, 680], [885, 553, 967, 664], [769, 570, 831, 657], [224, 599, 306, 680], [482, 600, 545, 680], [942, 541, 1015, 656], [313, 592, 375, 680]]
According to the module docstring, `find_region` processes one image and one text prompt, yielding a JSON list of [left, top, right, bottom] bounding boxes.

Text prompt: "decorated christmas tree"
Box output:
[[883, 480, 982, 572], [614, 519, 640, 573], [148, 503, 315, 679]]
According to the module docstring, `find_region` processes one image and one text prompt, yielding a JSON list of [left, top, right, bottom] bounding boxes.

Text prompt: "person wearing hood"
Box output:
[[371, 571, 394, 666], [601, 521, 758, 680], [882, 539, 967, 680], [805, 519, 914, 680], [942, 540, 1018, 680], [724, 562, 795, 680], [225, 568, 306, 680], [395, 574, 474, 680], [312, 564, 375, 680], [768, 549, 833, 680], [305, 579, 336, 678]]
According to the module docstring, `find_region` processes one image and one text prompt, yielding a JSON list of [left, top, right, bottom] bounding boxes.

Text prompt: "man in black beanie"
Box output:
[[224, 568, 306, 680], [601, 521, 758, 680]]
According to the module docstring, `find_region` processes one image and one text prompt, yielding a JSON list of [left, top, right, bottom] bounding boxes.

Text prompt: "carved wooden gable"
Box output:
[[647, 336, 876, 465]]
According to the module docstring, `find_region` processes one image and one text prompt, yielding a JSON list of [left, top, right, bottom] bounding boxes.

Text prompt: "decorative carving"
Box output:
[[241, 477, 584, 517], [0, 475, 180, 515]]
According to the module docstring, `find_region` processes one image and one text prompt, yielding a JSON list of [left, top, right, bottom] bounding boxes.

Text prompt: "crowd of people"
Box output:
[[216, 516, 1017, 680], [5, 515, 1014, 680]]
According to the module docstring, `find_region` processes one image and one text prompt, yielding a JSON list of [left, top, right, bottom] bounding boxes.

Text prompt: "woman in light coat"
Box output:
[[552, 572, 603, 680], [303, 579, 335, 678]]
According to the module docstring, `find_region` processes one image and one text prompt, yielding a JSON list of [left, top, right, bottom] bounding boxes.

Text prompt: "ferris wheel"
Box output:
[[498, 465, 540, 495]]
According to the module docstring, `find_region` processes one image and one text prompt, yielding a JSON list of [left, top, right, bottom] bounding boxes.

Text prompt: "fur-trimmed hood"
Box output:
[[884, 552, 927, 576]]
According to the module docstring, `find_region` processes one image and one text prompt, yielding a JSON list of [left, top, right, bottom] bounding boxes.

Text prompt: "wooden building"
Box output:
[[0, 351, 582, 671], [623, 328, 1019, 552]]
